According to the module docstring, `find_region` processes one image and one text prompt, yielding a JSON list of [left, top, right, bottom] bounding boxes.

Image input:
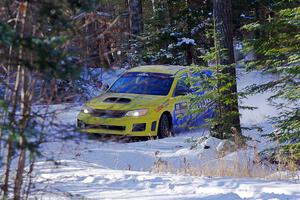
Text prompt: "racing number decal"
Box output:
[[174, 102, 188, 126], [174, 102, 188, 115]]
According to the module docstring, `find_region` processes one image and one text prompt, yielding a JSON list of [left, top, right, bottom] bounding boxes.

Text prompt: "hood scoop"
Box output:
[[103, 97, 131, 104]]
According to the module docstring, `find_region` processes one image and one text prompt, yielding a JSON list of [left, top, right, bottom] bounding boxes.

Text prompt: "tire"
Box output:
[[158, 114, 172, 138]]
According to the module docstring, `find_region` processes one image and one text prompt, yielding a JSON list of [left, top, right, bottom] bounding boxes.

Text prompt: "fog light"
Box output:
[[151, 121, 157, 131], [77, 119, 86, 128], [132, 123, 146, 132]]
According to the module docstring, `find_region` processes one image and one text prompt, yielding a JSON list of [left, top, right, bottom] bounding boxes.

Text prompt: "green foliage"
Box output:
[[0, 23, 15, 45], [243, 2, 300, 161], [0, 99, 8, 112], [1, 1, 99, 78], [0, 0, 95, 185], [136, 0, 212, 65], [276, 142, 300, 169], [187, 64, 243, 138]]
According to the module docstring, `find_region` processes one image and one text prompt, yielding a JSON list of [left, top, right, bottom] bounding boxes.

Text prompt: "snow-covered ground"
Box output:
[[27, 68, 300, 200], [32, 161, 300, 200]]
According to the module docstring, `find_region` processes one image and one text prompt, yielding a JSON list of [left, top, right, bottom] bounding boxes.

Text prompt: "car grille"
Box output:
[[91, 109, 126, 118], [86, 124, 126, 131]]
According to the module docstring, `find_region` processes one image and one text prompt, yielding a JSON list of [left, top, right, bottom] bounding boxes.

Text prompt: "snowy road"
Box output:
[[29, 69, 300, 199]]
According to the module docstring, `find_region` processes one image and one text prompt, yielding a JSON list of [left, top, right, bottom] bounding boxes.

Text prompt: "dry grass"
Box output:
[[150, 147, 299, 180]]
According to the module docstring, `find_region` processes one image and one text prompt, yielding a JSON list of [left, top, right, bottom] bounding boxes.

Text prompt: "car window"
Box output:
[[174, 75, 189, 96], [108, 72, 174, 96]]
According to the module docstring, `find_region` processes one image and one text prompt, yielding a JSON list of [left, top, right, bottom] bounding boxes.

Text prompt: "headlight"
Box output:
[[81, 106, 94, 114], [125, 109, 148, 117]]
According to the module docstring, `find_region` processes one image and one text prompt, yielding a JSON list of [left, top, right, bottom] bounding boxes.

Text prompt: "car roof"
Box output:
[[128, 65, 187, 75]]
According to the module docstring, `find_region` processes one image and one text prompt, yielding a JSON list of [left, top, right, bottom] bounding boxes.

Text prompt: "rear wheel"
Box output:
[[158, 114, 172, 138]]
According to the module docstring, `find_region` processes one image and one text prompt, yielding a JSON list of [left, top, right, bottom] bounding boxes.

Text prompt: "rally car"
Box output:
[[77, 65, 213, 138]]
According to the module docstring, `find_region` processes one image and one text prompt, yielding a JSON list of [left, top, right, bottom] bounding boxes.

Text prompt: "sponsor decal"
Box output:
[[196, 99, 211, 109], [174, 102, 188, 126], [137, 72, 149, 77], [156, 105, 164, 112], [174, 102, 187, 115], [155, 100, 169, 112]]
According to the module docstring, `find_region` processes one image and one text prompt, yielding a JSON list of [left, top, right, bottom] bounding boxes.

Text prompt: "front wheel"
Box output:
[[157, 114, 172, 139]]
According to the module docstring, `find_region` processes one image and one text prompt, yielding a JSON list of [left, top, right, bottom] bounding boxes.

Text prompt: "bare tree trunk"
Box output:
[[24, 158, 35, 200], [1, 64, 21, 198], [14, 49, 37, 200], [14, 68, 28, 200], [12, 2, 29, 199], [213, 0, 235, 65], [0, 5, 21, 195], [128, 0, 143, 67], [128, 0, 143, 35], [213, 0, 242, 136], [185, 0, 194, 65], [14, 138, 27, 200], [1, 137, 14, 197]]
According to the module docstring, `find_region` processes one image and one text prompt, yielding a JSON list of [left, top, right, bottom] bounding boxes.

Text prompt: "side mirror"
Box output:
[[175, 88, 188, 96], [189, 87, 197, 93], [102, 84, 109, 91]]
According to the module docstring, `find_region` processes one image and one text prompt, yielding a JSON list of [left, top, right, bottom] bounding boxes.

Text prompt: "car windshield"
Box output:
[[108, 72, 174, 95]]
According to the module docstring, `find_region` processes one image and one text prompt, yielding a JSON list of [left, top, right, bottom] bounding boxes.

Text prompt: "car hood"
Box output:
[[86, 92, 168, 110]]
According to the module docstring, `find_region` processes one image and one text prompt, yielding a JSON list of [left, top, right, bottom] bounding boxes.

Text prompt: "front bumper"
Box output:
[[77, 112, 158, 137]]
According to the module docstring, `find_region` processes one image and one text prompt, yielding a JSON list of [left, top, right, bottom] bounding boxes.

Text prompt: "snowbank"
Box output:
[[32, 160, 300, 200]]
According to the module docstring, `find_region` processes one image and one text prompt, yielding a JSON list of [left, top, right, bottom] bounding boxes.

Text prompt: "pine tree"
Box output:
[[212, 0, 242, 138], [243, 1, 300, 164]]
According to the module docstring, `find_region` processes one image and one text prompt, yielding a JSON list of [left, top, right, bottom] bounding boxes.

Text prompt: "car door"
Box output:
[[172, 75, 190, 130], [188, 70, 214, 128]]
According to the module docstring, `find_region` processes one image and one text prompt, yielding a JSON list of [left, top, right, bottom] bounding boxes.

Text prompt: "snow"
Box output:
[[176, 37, 196, 46], [32, 160, 300, 200], [78, 68, 125, 100], [191, 23, 205, 35], [19, 67, 300, 199], [237, 67, 279, 126]]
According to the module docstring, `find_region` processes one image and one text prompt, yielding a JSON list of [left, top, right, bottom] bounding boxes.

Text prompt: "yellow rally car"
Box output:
[[77, 65, 213, 138]]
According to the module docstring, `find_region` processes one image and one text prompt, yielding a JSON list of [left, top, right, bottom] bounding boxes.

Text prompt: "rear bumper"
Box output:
[[77, 112, 158, 137]]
